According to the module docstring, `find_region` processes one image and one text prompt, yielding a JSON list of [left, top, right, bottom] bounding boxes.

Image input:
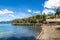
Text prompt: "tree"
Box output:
[[42, 13, 46, 21], [12, 14, 47, 24], [42, 13, 46, 23], [55, 7, 60, 17], [36, 14, 41, 19], [50, 14, 55, 19]]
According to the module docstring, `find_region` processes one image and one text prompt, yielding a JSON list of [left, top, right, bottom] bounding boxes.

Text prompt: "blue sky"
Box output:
[[0, 0, 60, 21]]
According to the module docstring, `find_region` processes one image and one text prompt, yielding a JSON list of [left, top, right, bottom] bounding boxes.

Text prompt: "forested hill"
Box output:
[[12, 7, 60, 24], [12, 14, 46, 24]]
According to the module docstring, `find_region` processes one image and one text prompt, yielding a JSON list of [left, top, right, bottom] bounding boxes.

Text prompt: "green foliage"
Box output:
[[55, 7, 60, 18], [12, 7, 60, 24], [50, 14, 55, 19], [56, 7, 60, 13], [12, 14, 45, 24]]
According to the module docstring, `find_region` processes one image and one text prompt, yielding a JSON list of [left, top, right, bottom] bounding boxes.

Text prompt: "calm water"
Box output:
[[0, 23, 36, 40]]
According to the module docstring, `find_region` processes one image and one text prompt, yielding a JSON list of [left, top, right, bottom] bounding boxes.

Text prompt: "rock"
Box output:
[[36, 24, 60, 40]]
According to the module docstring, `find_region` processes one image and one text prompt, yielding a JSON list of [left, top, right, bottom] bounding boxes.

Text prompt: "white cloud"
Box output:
[[0, 9, 14, 14], [42, 9, 55, 14], [9, 14, 15, 17], [27, 9, 41, 14], [0, 9, 15, 17], [0, 19, 11, 22], [33, 11, 40, 14], [42, 0, 60, 14], [27, 9, 32, 12], [44, 0, 60, 8], [20, 13, 32, 18], [15, 13, 32, 19]]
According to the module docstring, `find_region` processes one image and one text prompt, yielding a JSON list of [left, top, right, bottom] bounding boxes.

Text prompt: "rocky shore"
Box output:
[[36, 24, 60, 40], [12, 23, 42, 26]]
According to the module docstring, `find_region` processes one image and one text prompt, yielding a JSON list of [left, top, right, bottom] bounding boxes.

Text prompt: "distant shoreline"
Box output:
[[12, 23, 42, 26]]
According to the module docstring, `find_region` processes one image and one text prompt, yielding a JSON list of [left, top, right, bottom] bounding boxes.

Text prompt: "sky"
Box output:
[[0, 0, 60, 21]]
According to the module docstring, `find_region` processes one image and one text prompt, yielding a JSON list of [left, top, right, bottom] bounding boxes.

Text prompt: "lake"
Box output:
[[0, 23, 39, 40]]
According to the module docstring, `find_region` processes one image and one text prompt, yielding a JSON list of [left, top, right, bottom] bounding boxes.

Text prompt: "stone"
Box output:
[[36, 24, 60, 40]]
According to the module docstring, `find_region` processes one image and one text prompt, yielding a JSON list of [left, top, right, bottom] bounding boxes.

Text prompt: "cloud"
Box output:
[[42, 0, 60, 14], [0, 9, 14, 14], [27, 9, 40, 14], [27, 9, 32, 12], [44, 0, 60, 8], [20, 13, 32, 18], [0, 9, 15, 17], [42, 9, 55, 14], [15, 12, 32, 19], [0, 19, 11, 22], [33, 11, 40, 14], [9, 14, 15, 17]]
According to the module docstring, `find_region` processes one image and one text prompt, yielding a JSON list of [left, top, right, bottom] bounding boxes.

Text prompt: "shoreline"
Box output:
[[12, 23, 42, 26]]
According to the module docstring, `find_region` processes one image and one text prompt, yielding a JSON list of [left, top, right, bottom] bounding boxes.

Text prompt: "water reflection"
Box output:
[[0, 24, 42, 40]]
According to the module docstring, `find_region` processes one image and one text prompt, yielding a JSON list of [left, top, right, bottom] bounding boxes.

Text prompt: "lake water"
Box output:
[[0, 23, 37, 40]]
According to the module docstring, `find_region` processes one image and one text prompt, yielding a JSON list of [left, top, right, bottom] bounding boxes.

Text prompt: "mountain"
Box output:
[[0, 21, 11, 24]]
